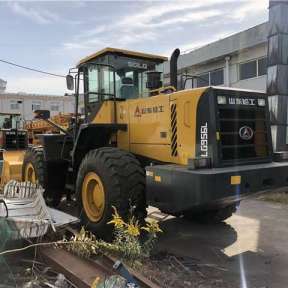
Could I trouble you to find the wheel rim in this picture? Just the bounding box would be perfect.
[82,172,105,222]
[25,163,37,184]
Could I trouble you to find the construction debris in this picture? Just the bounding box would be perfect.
[140,251,234,288]
[0,256,78,288]
[0,180,78,241]
[0,181,235,287]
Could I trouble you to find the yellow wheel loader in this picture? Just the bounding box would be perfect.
[24,112,76,145]
[21,47,288,238]
[0,113,28,186]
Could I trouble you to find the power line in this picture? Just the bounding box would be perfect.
[0,59,66,78]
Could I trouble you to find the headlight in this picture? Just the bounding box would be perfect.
[217,95,227,105]
[258,99,266,106]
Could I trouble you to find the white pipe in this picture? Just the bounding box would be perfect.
[225,56,231,87]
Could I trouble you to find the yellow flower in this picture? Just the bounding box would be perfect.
[126,219,140,237]
[91,277,100,288]
[141,220,163,234]
[107,206,126,229]
[108,217,125,229]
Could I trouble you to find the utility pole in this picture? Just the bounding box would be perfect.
[267,0,288,151]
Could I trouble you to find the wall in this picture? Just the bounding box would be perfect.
[230,43,267,91]
[173,43,268,92]
[0,93,74,120]
[164,22,268,93]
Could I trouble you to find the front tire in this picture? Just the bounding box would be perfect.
[183,204,238,223]
[76,147,147,239]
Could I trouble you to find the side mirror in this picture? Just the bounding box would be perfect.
[66,74,74,91]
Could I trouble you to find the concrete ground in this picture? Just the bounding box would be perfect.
[151,199,288,288]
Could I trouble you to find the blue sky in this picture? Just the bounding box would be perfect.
[0,0,268,95]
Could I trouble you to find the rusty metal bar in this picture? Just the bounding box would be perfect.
[40,247,112,288]
[40,246,161,288]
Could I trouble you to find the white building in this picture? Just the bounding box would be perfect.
[0,92,74,120]
[165,22,268,92]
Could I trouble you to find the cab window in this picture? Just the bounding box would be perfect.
[85,56,164,101]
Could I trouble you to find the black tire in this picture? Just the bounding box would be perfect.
[183,204,238,224]
[22,146,63,207]
[76,147,147,239]
[22,146,45,186]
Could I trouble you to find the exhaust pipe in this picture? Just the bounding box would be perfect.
[170,48,180,90]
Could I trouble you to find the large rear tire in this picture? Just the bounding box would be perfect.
[76,147,146,239]
[22,146,64,207]
[183,204,238,223]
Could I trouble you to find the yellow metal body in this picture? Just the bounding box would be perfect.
[0,150,25,186]
[92,87,206,165]
[78,47,207,165]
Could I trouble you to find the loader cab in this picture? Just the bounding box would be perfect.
[73,48,167,120]
[0,113,27,150]
[0,113,21,130]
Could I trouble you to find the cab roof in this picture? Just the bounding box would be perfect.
[77,47,168,67]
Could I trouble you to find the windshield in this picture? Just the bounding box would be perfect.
[112,56,164,99]
[86,56,164,103]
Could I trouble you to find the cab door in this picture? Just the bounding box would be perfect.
[83,64,115,123]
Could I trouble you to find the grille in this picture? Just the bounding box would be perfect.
[218,105,269,162]
[170,103,178,157]
[5,132,27,149]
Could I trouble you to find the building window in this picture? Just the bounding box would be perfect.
[240,60,257,80]
[50,102,59,111]
[239,57,267,80]
[258,57,267,76]
[210,69,224,86]
[196,73,209,87]
[196,68,224,87]
[10,100,20,110]
[32,101,41,111]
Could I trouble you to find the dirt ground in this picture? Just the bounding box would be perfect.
[151,198,288,288]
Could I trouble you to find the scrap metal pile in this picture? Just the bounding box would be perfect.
[0,180,78,243]
[0,181,154,288]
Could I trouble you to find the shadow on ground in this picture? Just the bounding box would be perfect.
[153,199,288,288]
